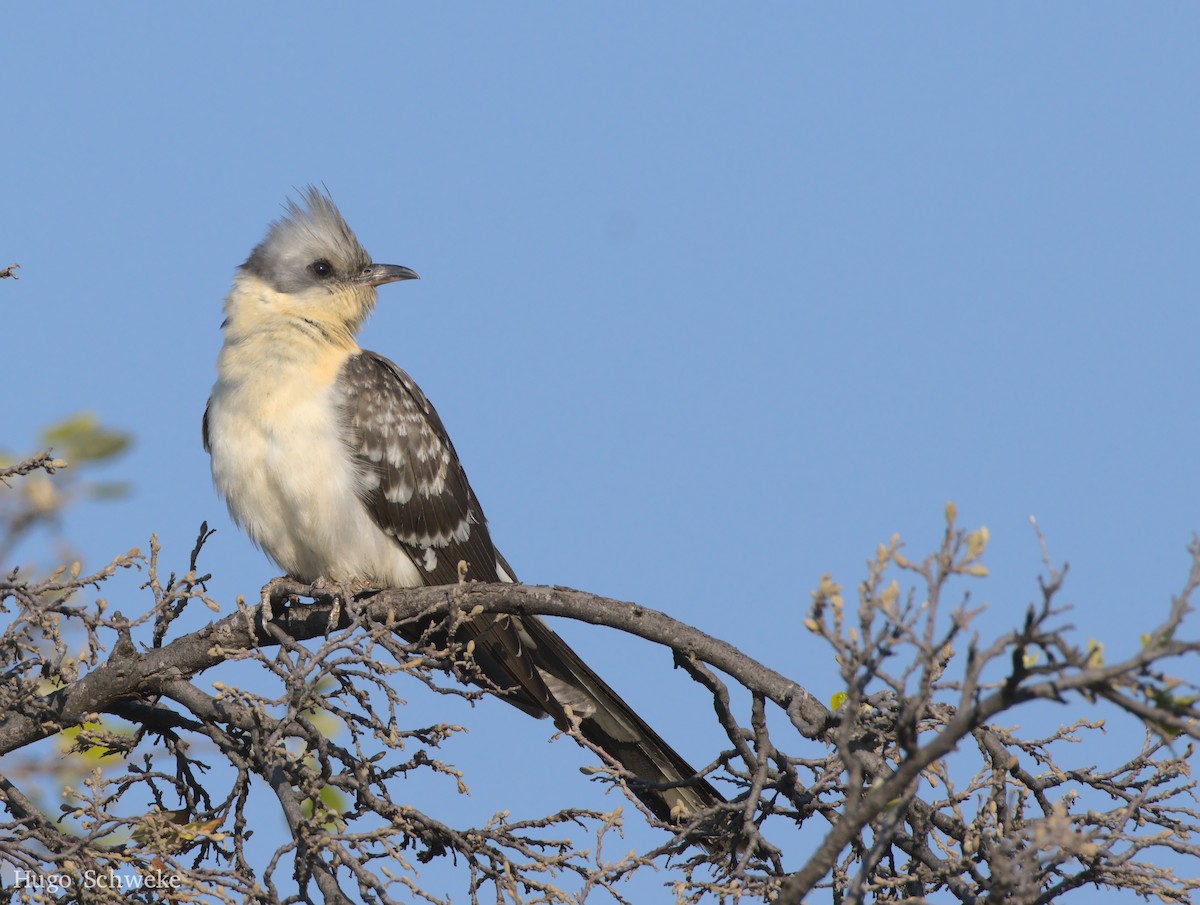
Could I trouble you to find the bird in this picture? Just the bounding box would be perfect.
[202,187,724,828]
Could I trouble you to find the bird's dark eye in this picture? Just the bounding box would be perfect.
[309,259,334,279]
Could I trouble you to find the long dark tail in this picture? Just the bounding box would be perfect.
[453,609,726,825]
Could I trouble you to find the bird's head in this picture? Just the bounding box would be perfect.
[226,186,418,344]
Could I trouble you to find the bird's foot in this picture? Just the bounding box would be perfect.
[259,575,303,622]
[310,576,370,633]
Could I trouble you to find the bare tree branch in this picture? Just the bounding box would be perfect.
[2,457,1198,903]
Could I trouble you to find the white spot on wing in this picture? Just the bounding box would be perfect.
[383,481,413,503]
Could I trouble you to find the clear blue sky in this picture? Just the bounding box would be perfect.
[3,6,1197,902]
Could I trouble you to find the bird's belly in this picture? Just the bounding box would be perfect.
[207,382,423,588]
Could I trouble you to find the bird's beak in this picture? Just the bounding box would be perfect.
[361,263,420,286]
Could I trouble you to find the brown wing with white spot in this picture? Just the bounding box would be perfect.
[337,351,557,717]
[338,350,502,586]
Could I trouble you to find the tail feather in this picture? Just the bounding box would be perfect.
[394,544,727,830]
[447,608,725,824]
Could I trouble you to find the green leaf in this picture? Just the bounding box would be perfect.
[88,481,133,500]
[41,412,131,463]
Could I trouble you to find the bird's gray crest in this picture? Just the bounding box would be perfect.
[242,186,372,293]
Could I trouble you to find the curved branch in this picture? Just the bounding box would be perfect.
[0,581,830,757]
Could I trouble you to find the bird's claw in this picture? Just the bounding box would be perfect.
[310,576,359,633]
[259,576,298,623]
